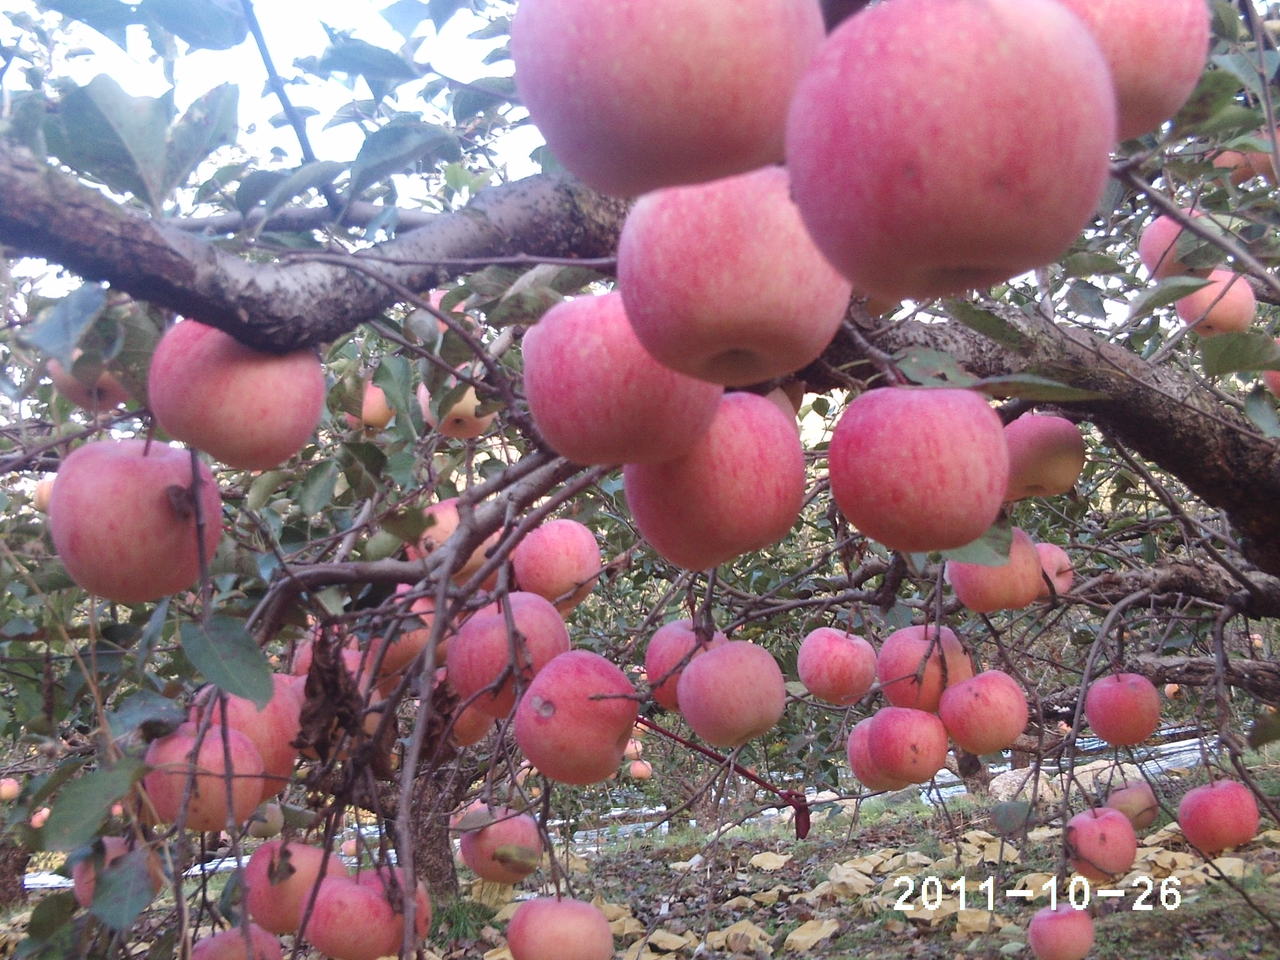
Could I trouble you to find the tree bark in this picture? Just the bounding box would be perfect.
[0,837,29,908]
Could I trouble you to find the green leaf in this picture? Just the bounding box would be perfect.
[107,690,186,740]
[1127,275,1211,320]
[971,373,1106,402]
[41,0,136,47]
[381,0,430,37]
[1171,68,1245,137]
[43,758,146,851]
[892,347,977,387]
[939,519,1012,567]
[1244,386,1280,439]
[1062,252,1124,278]
[298,460,340,516]
[234,169,289,215]
[19,283,107,366]
[1210,0,1242,41]
[453,76,516,122]
[382,508,429,545]
[348,121,458,198]
[1200,331,1280,376]
[991,800,1032,837]
[258,160,346,218]
[91,847,159,930]
[246,470,288,511]
[140,0,248,50]
[941,300,1030,351]
[26,891,78,942]
[1248,711,1280,749]
[178,617,272,708]
[485,264,601,327]
[428,0,464,30]
[318,38,420,82]
[164,83,238,195]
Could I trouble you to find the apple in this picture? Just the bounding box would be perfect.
[48,439,222,604]
[676,641,786,748]
[511,0,823,197]
[623,739,643,761]
[0,777,19,801]
[148,319,325,470]
[1137,210,1211,279]
[142,723,264,832]
[29,807,49,829]
[354,865,431,942]
[846,717,910,792]
[405,496,501,582]
[876,625,974,713]
[458,806,543,884]
[417,382,495,439]
[190,925,283,960]
[373,586,444,686]
[1084,673,1160,746]
[1177,779,1260,855]
[247,801,285,839]
[1054,0,1209,141]
[1105,779,1159,831]
[796,628,876,706]
[828,388,1009,553]
[360,381,393,430]
[1027,904,1094,960]
[617,166,852,386]
[1213,129,1280,184]
[623,392,806,570]
[1004,415,1087,500]
[785,0,1114,302]
[73,836,129,908]
[1164,683,1182,699]
[305,877,400,960]
[644,619,727,712]
[946,527,1044,613]
[446,591,570,717]
[1066,807,1138,881]
[867,706,949,785]
[522,292,723,465]
[629,760,653,780]
[1175,269,1256,336]
[515,650,638,784]
[511,518,601,614]
[244,841,347,935]
[1036,542,1075,599]
[32,477,54,513]
[451,699,495,747]
[189,674,304,802]
[938,670,1029,755]
[505,896,614,960]
[48,353,130,411]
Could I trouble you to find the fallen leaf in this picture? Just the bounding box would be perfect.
[707,919,772,953]
[955,908,1000,936]
[611,916,646,938]
[647,929,694,951]
[750,851,793,871]
[783,918,839,951]
[828,862,876,897]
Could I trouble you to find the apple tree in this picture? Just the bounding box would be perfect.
[1,0,1279,957]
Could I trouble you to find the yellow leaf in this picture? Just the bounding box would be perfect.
[955,908,999,936]
[592,897,634,921]
[753,888,781,905]
[492,903,520,922]
[610,917,646,938]
[1027,826,1060,844]
[1206,856,1248,879]
[482,948,512,960]
[707,919,771,952]
[845,852,890,874]
[750,851,793,871]
[1013,872,1057,899]
[470,880,515,909]
[723,895,756,910]
[647,929,693,951]
[828,863,876,897]
[783,919,840,951]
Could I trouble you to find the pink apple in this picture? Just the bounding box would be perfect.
[522,293,723,465]
[148,319,325,470]
[1137,210,1210,279]
[244,840,347,935]
[938,670,1028,755]
[946,527,1044,613]
[1262,338,1280,396]
[644,619,727,712]
[1176,269,1256,336]
[1178,779,1260,855]
[796,628,876,706]
[446,592,570,718]
[48,354,130,411]
[142,723,264,832]
[190,674,303,802]
[304,877,400,960]
[1004,415,1087,500]
[1036,542,1075,599]
[629,760,653,780]
[1106,780,1159,831]
[867,706,950,785]
[48,439,222,604]
[0,777,20,801]
[405,496,501,582]
[511,518,601,614]
[73,836,129,908]
[1054,0,1208,142]
[1084,673,1160,746]
[353,865,432,942]
[417,382,495,439]
[511,0,823,197]
[505,896,614,960]
[876,625,974,713]
[450,699,495,747]
[514,651,638,785]
[846,717,910,792]
[1066,807,1138,881]
[360,381,393,430]
[617,166,852,386]
[458,807,543,884]
[190,925,283,960]
[829,388,1009,553]
[1027,904,1094,960]
[786,0,1115,302]
[623,392,805,570]
[676,641,786,748]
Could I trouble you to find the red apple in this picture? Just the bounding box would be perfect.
[505,896,614,960]
[142,723,264,832]
[786,0,1114,302]
[450,699,495,747]
[846,717,910,792]
[644,619,727,712]
[1027,904,1094,960]
[1084,673,1160,746]
[511,0,823,197]
[522,293,723,465]
[511,518,601,614]
[946,527,1044,613]
[48,439,222,604]
[867,706,949,785]
[676,641,786,748]
[938,670,1028,755]
[48,354,130,411]
[458,806,543,884]
[405,496,501,582]
[629,760,653,780]
[1175,269,1256,336]
[1137,210,1209,279]
[244,841,347,935]
[617,165,852,386]
[73,836,129,908]
[828,388,1008,553]
[1105,779,1159,831]
[417,382,495,439]
[1066,807,1138,881]
[304,877,399,960]
[1004,415,1087,500]
[623,391,805,570]
[148,319,325,470]
[796,628,876,706]
[1036,542,1075,599]
[514,651,638,785]
[190,925,283,960]
[1054,0,1208,141]
[360,381,392,430]
[353,865,432,942]
[190,674,303,802]
[876,625,974,713]
[1177,779,1260,855]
